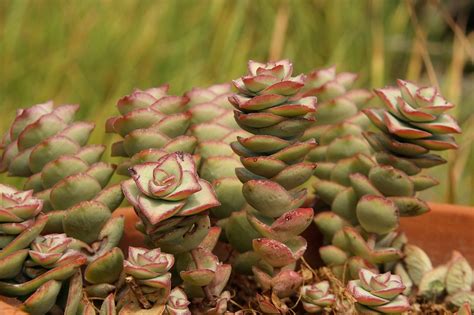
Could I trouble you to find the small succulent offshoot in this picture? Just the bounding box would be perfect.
[300,280,336,313]
[347,268,410,314]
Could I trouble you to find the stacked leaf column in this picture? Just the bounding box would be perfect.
[229,60,317,297]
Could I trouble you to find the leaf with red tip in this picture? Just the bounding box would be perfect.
[411,114,461,134]
[242,75,279,93]
[242,180,305,217]
[151,96,188,115]
[137,195,185,225]
[113,108,164,137]
[253,236,306,267]
[237,135,292,154]
[177,180,220,216]
[397,98,437,122]
[372,295,410,313]
[234,111,285,128]
[29,136,81,173]
[117,91,157,115]
[384,112,432,139]
[260,81,304,96]
[239,94,288,111]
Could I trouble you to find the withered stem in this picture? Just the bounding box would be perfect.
[125,276,152,309]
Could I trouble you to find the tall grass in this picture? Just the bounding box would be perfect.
[1,0,473,205]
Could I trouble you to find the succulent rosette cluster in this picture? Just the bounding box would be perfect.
[0,101,123,234]
[394,245,474,311]
[226,60,316,298]
[0,231,88,314]
[107,85,197,175]
[300,280,336,313]
[124,246,174,304]
[186,83,249,219]
[311,80,460,282]
[364,80,461,174]
[347,268,410,314]
[122,152,220,254]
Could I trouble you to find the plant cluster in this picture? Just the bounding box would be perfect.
[0,59,470,314]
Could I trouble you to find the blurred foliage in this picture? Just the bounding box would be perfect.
[0,0,473,205]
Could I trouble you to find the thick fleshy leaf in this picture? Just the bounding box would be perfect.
[411,114,461,134]
[384,112,432,139]
[138,195,185,225]
[314,212,349,241]
[446,251,473,294]
[177,180,220,216]
[242,180,305,217]
[63,201,111,243]
[29,135,81,174]
[17,113,68,151]
[253,236,306,267]
[356,195,399,235]
[372,295,410,313]
[50,173,102,210]
[234,111,285,128]
[368,165,414,197]
[237,135,292,153]
[347,280,389,306]
[85,247,124,284]
[113,108,164,136]
[123,129,170,156]
[21,280,62,315]
[0,250,29,279]
[404,244,433,285]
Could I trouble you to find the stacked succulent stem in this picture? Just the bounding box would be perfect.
[229,60,317,297]
[185,83,249,219]
[0,102,123,234]
[313,79,461,282]
[106,85,196,175]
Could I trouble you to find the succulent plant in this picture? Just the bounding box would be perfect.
[0,231,88,314]
[0,101,123,234]
[226,59,316,297]
[107,85,196,176]
[300,280,336,313]
[395,244,474,307]
[363,80,461,174]
[167,287,191,315]
[122,152,220,254]
[312,80,460,281]
[314,211,407,281]
[124,246,174,305]
[347,268,410,314]
[185,83,249,219]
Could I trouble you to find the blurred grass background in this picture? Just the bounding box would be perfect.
[0,0,473,205]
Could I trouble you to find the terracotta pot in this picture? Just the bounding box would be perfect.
[1,202,473,313]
